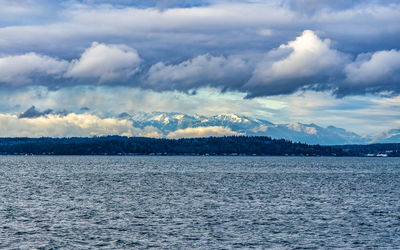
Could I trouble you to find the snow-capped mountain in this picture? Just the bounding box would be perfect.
[119,112,377,145]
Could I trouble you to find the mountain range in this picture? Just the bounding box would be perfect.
[118,112,399,145]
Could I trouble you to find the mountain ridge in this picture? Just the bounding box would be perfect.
[118,111,394,145]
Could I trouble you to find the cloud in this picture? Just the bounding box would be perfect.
[166,126,238,138]
[0,0,399,139]
[281,0,398,14]
[257,28,273,37]
[0,0,57,26]
[1,111,165,138]
[0,86,280,124]
[155,0,206,10]
[341,49,400,95]
[0,1,398,57]
[0,0,399,65]
[0,42,141,87]
[264,90,400,135]
[143,30,400,97]
[0,52,68,85]
[66,42,142,83]
[0,109,237,138]
[0,113,137,137]
[0,30,399,99]
[0,1,296,56]
[0,1,399,99]
[0,85,399,136]
[245,30,348,97]
[80,0,207,9]
[146,54,251,91]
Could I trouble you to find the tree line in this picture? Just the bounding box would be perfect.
[0,136,398,156]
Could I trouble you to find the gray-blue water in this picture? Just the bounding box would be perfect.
[0,156,399,249]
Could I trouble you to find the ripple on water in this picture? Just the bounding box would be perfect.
[0,156,399,248]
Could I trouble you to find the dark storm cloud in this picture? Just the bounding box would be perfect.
[0,0,400,97]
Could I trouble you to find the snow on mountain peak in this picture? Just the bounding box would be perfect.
[114,111,397,144]
[215,113,250,123]
[173,114,185,120]
[287,123,318,135]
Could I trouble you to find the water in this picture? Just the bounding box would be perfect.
[0,156,399,249]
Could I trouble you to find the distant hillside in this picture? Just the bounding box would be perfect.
[368,129,400,143]
[0,136,399,156]
[123,112,369,145]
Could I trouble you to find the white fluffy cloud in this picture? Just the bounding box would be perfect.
[262,30,344,78]
[344,49,400,93]
[0,53,68,85]
[0,113,136,137]
[166,126,239,138]
[245,30,348,96]
[66,42,141,83]
[0,42,141,86]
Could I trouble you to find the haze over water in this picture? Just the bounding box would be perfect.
[1,156,399,248]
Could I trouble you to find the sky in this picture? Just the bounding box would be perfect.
[0,0,400,137]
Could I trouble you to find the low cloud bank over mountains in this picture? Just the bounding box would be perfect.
[4,107,399,145]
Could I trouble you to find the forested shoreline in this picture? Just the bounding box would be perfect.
[0,136,398,157]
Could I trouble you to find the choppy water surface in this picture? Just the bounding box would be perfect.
[0,156,399,249]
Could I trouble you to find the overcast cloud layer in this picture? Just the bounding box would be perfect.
[1,0,400,96]
[0,0,399,137]
[2,30,400,97]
